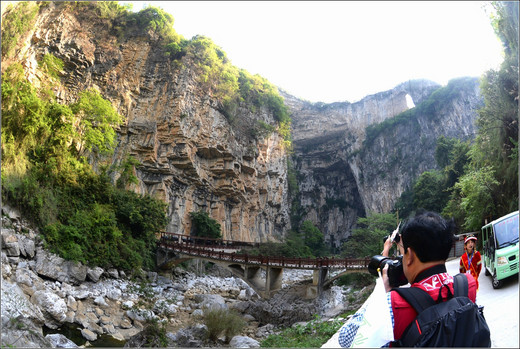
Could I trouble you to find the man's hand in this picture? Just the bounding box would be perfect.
[382,235,393,257]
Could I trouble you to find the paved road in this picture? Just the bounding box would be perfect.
[445,257,519,348]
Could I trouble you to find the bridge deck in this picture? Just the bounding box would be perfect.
[158,232,370,270]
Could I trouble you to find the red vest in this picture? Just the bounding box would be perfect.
[460,251,482,289]
[390,267,477,341]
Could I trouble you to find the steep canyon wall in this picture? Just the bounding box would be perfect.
[3,3,483,247]
[3,2,289,242]
[287,78,482,249]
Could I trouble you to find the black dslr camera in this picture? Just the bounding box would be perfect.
[368,255,408,287]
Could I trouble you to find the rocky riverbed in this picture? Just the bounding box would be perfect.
[1,205,372,348]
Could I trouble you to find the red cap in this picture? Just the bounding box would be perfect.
[464,235,477,244]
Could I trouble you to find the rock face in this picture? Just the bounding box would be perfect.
[2,2,289,243]
[286,78,482,249]
[2,2,483,247]
[2,216,355,348]
[350,79,482,215]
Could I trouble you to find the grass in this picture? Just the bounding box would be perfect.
[260,315,343,347]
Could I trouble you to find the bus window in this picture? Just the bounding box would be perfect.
[494,214,519,249]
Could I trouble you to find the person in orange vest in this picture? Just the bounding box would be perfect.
[459,234,482,290]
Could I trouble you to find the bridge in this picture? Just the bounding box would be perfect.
[157,232,370,299]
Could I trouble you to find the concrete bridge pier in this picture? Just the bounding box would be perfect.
[306,267,329,299]
[244,266,264,291]
[266,267,283,297]
[243,266,284,299]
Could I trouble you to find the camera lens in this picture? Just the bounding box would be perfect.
[368,255,391,276]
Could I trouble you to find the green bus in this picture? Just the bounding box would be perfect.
[481,210,519,289]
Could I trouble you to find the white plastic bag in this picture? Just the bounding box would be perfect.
[334,276,394,348]
[350,276,394,347]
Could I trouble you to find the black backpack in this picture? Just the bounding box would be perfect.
[391,273,491,347]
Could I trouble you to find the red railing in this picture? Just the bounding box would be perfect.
[158,232,370,270]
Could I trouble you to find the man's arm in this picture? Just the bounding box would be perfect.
[382,235,393,257]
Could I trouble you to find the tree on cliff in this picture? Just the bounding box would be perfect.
[443,1,518,230]
[394,2,518,231]
[189,211,222,239]
[341,213,398,258]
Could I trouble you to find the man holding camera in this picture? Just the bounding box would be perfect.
[381,211,478,344]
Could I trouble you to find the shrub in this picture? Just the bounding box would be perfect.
[252,120,275,140]
[1,1,41,57]
[38,53,64,80]
[1,19,167,274]
[70,89,123,157]
[96,1,132,19]
[202,308,245,343]
[184,36,292,147]
[140,318,168,347]
[189,211,222,239]
[260,315,342,348]
[335,272,376,288]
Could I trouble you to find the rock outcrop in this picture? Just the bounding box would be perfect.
[2,2,483,248]
[1,211,357,348]
[287,78,482,249]
[2,2,289,243]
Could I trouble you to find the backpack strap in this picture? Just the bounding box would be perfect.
[391,287,436,347]
[392,286,436,314]
[453,273,469,297]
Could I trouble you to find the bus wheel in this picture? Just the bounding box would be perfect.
[492,272,503,289]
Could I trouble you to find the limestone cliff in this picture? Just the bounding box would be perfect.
[2,2,289,242]
[287,78,482,249]
[2,2,483,248]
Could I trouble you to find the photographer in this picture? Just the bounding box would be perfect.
[381,211,478,344]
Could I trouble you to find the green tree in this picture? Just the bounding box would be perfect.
[70,89,123,157]
[393,186,415,220]
[394,136,470,221]
[190,211,222,239]
[442,138,471,188]
[1,53,166,272]
[446,1,518,226]
[342,212,398,258]
[300,220,326,256]
[451,166,500,231]
[412,170,448,213]
[116,156,140,189]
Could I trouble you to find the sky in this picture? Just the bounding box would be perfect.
[124,1,504,104]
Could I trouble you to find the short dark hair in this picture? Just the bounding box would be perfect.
[401,211,456,262]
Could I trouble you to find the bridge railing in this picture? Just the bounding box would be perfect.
[158,232,370,270]
[160,232,260,249]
